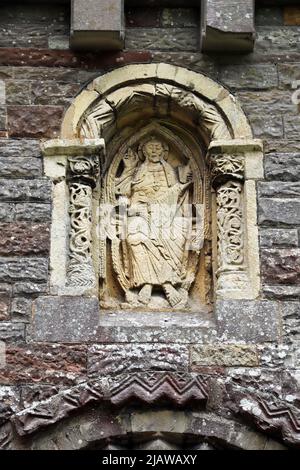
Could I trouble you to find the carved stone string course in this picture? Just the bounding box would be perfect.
[67,154,100,288]
[210,151,247,295]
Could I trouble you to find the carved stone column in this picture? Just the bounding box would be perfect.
[211,153,248,294]
[67,155,100,288]
[41,138,105,295]
[208,140,264,299]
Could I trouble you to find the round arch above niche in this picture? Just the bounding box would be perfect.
[42,63,263,306]
[61,63,253,142]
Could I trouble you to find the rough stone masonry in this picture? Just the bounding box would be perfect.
[0,0,299,450]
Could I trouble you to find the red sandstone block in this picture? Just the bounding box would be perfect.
[0,344,87,385]
[0,222,50,256]
[7,105,63,138]
[0,48,152,69]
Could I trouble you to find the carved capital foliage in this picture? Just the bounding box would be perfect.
[210,153,244,189]
[67,154,100,188]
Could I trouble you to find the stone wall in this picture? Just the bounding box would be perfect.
[0,1,299,449]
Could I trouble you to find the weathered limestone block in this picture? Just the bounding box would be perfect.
[0,203,14,222]
[258,181,300,198]
[237,90,293,115]
[259,229,299,248]
[258,199,300,226]
[255,7,283,26]
[283,302,300,343]
[248,114,283,139]
[0,107,6,129]
[0,284,10,321]
[6,81,30,105]
[259,344,290,369]
[161,8,198,27]
[32,296,215,343]
[88,344,189,375]
[0,223,50,256]
[0,344,87,386]
[256,26,300,55]
[0,179,51,202]
[152,52,219,79]
[0,323,25,342]
[70,0,124,50]
[0,386,20,424]
[15,203,51,222]
[261,249,300,285]
[31,81,81,106]
[216,300,280,343]
[10,298,32,322]
[0,157,41,178]
[20,384,61,410]
[191,344,259,368]
[0,139,41,158]
[13,282,48,297]
[220,64,278,90]
[0,257,48,283]
[0,80,5,105]
[126,28,198,51]
[0,3,68,49]
[201,0,255,53]
[283,115,300,140]
[48,36,70,50]
[278,63,300,89]
[264,153,300,181]
[263,285,300,300]
[32,297,100,343]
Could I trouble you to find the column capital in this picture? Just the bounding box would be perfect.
[41,138,105,157]
[208,139,264,186]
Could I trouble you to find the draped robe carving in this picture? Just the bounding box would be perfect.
[100,130,205,310]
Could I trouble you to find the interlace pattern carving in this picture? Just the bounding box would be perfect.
[67,155,100,287]
[216,181,244,270]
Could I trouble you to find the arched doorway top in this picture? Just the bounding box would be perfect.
[61,63,253,141]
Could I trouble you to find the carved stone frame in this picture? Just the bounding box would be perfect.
[42,64,262,303]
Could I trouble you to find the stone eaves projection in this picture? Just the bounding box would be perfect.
[201,0,255,53]
[70,0,125,50]
[69,0,256,54]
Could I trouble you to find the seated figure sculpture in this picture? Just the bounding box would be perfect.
[115,136,193,308]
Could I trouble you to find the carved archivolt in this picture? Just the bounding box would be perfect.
[80,83,231,142]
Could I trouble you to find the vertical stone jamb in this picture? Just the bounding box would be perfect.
[208,139,264,299]
[41,139,105,295]
[67,155,100,288]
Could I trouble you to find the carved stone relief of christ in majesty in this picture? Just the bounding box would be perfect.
[100,129,205,311]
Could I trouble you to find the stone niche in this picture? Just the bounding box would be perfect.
[42,64,263,316]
